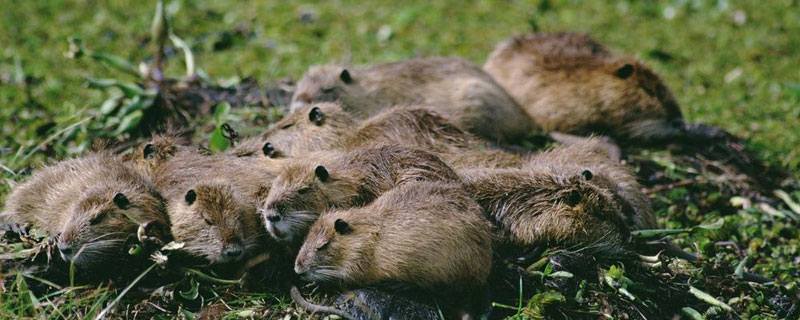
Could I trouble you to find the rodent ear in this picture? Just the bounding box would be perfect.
[581,169,594,181]
[315,165,330,182]
[113,193,130,209]
[143,143,156,160]
[614,63,634,79]
[334,218,351,235]
[185,190,197,205]
[566,190,582,206]
[308,106,325,126]
[262,142,277,158]
[339,69,353,84]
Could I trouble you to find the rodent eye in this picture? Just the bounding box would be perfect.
[317,241,330,251]
[321,87,335,94]
[280,123,295,129]
[298,187,312,195]
[203,215,213,225]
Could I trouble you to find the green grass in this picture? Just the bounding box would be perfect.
[1,0,799,319]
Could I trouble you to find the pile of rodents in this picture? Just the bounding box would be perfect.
[1,32,727,319]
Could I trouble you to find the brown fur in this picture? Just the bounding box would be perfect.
[295,181,492,317]
[122,133,202,177]
[260,145,460,245]
[255,103,525,169]
[152,153,279,265]
[1,152,170,270]
[484,32,684,142]
[524,137,657,230]
[291,57,537,143]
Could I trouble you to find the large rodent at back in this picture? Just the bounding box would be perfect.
[261,145,460,245]
[250,103,525,169]
[484,32,689,143]
[291,57,537,143]
[295,181,493,318]
[152,153,279,265]
[1,152,170,272]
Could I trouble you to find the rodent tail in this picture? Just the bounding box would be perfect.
[290,285,358,320]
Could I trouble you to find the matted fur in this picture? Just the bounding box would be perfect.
[484,32,684,142]
[291,57,536,143]
[1,152,169,270]
[260,145,460,245]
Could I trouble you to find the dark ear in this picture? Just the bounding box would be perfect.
[566,190,582,206]
[308,106,325,126]
[334,218,351,235]
[315,165,330,182]
[143,143,156,160]
[185,190,197,205]
[262,142,277,158]
[614,63,634,79]
[339,69,353,84]
[581,169,593,181]
[113,193,130,209]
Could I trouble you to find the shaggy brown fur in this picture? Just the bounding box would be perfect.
[295,181,492,318]
[1,152,170,270]
[229,103,356,157]
[524,137,657,230]
[252,103,525,169]
[152,153,280,265]
[121,133,202,177]
[484,32,685,142]
[260,145,460,246]
[291,57,537,143]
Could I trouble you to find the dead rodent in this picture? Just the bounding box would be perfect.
[291,57,537,143]
[151,153,279,265]
[248,103,526,169]
[523,137,657,230]
[295,181,493,318]
[484,32,694,143]
[1,152,170,271]
[261,145,460,245]
[459,164,635,255]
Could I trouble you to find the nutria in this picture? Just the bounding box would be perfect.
[260,145,460,245]
[291,57,537,143]
[151,153,279,265]
[249,103,526,169]
[295,181,493,319]
[1,152,170,271]
[229,102,357,158]
[484,32,723,143]
[523,137,657,229]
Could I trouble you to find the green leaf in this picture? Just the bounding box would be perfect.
[179,278,199,300]
[212,102,231,126]
[209,127,229,152]
[111,110,143,136]
[547,271,573,279]
[99,96,122,115]
[734,256,749,279]
[522,290,565,319]
[689,286,734,312]
[632,218,724,239]
[681,307,704,320]
[774,190,800,216]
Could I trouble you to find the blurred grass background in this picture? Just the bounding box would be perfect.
[1,0,798,175]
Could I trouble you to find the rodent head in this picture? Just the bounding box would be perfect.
[261,158,360,244]
[170,184,253,265]
[123,135,183,175]
[294,211,375,284]
[602,60,685,141]
[58,187,167,270]
[553,169,632,251]
[291,65,360,112]
[261,103,356,156]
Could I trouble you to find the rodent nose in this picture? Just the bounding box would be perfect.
[223,245,244,260]
[266,213,281,223]
[58,244,74,261]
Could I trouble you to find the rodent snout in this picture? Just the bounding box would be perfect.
[57,243,74,262]
[265,211,281,223]
[222,243,244,261]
